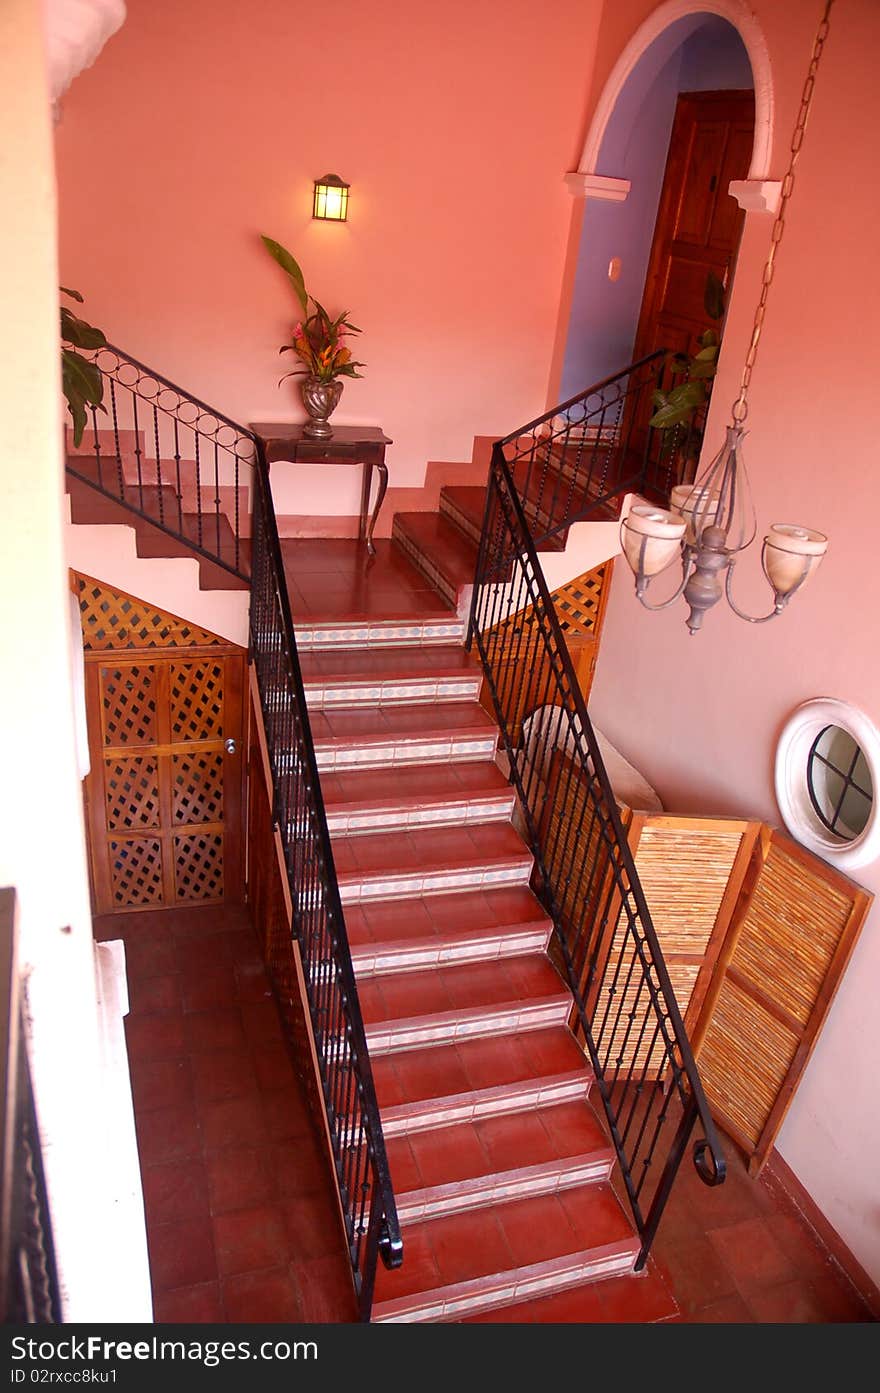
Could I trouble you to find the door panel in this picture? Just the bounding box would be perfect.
[635,91,755,367]
[627,90,755,478]
[85,648,245,913]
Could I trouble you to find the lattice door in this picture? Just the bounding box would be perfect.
[83,652,245,911]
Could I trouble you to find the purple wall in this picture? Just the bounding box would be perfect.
[560,15,752,401]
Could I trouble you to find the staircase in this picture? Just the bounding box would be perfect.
[298,607,642,1322]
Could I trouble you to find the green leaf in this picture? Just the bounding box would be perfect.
[60,285,84,303]
[66,394,88,448]
[650,389,668,408]
[649,402,697,429]
[699,329,719,349]
[62,348,104,405]
[60,306,107,350]
[689,359,717,379]
[260,235,308,315]
[669,380,707,409]
[694,343,718,362]
[704,269,726,321]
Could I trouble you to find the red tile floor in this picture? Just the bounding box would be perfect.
[99,896,875,1324]
[280,537,455,621]
[94,903,357,1323]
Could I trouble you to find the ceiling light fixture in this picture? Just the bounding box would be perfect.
[621,0,834,634]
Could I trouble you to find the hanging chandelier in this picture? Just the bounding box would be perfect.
[621,0,834,634]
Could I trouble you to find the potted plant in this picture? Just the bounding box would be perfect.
[647,270,726,484]
[260,235,364,439]
[60,287,107,447]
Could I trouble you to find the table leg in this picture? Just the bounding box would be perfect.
[359,462,372,546]
[365,461,389,556]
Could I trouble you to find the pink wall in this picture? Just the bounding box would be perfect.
[587,0,880,1283]
[54,0,603,517]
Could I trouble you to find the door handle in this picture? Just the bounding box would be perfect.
[225,737,237,755]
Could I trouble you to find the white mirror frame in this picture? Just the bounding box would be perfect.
[775,697,880,872]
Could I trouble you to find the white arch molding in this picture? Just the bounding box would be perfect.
[569,0,777,210]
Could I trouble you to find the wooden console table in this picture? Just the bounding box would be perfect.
[250,423,392,555]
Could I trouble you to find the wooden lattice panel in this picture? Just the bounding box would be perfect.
[174,832,224,901]
[697,977,800,1148]
[552,564,609,639]
[172,751,224,825]
[100,665,158,747]
[694,829,871,1174]
[80,581,245,915]
[629,821,747,956]
[104,756,161,831]
[109,837,164,907]
[170,661,224,742]
[75,573,224,650]
[729,842,853,1029]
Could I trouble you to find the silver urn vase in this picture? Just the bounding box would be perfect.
[301,376,343,439]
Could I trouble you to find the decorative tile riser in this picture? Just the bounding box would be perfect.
[438,494,481,546]
[351,923,550,977]
[296,619,465,651]
[396,1153,614,1225]
[315,736,498,772]
[305,677,482,710]
[382,1072,592,1138]
[372,1238,639,1323]
[392,523,461,609]
[325,793,515,838]
[365,996,570,1055]
[338,858,532,905]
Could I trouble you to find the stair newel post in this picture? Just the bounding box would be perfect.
[465,445,503,652]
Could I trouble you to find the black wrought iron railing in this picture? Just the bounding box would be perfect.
[249,444,402,1319]
[502,350,686,545]
[65,344,253,581]
[1,889,62,1323]
[467,441,726,1265]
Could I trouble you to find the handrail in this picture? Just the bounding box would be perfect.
[65,342,254,581]
[467,435,725,1265]
[496,350,677,545]
[249,441,402,1318]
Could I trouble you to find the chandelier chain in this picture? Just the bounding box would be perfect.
[731,0,835,425]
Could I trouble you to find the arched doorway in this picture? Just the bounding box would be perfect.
[556,4,773,409]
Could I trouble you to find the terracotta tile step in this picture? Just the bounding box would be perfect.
[388,1100,615,1224]
[372,1181,638,1322]
[312,701,498,773]
[392,512,479,608]
[347,883,550,976]
[294,615,465,651]
[440,481,566,553]
[322,760,515,837]
[334,821,533,903]
[373,1026,591,1137]
[301,643,482,709]
[358,953,568,1053]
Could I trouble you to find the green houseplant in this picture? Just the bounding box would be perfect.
[648,269,726,480]
[260,235,364,438]
[60,287,107,448]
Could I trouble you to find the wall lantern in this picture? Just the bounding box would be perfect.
[313,174,350,222]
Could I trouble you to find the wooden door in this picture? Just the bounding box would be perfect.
[633,89,755,366]
[78,580,246,914]
[627,90,754,480]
